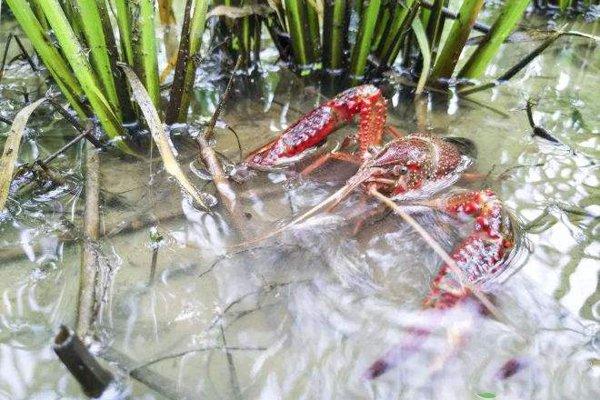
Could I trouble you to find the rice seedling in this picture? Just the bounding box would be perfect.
[7,0,598,147]
[247,0,535,85]
[5,0,209,143]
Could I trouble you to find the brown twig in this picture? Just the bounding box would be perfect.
[165,0,194,125]
[220,324,243,400]
[76,143,101,337]
[196,57,249,238]
[42,122,96,165]
[101,346,196,400]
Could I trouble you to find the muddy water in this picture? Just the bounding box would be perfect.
[0,17,599,400]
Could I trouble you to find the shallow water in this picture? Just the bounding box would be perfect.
[0,14,599,400]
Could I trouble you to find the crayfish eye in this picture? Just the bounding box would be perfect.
[393,165,408,175]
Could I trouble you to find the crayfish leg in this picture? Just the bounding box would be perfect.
[423,189,514,309]
[300,151,362,176]
[246,85,387,168]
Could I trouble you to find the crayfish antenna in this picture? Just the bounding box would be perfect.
[231,177,368,251]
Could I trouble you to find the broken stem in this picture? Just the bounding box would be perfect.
[76,142,101,337]
[196,57,248,238]
[42,122,96,165]
[53,325,114,398]
[148,246,159,286]
[220,324,242,400]
[101,346,195,400]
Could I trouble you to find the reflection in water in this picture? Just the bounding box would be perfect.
[0,17,599,400]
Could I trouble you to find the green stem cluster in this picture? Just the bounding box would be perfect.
[7,0,209,148]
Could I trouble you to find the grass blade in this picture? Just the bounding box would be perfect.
[322,0,349,72]
[431,0,485,80]
[424,0,445,63]
[36,0,126,142]
[383,3,420,67]
[73,0,122,118]
[177,0,209,123]
[349,0,382,79]
[165,0,194,125]
[458,0,530,79]
[132,0,161,108]
[6,0,86,115]
[120,63,212,211]
[284,0,313,66]
[411,17,431,95]
[113,0,135,65]
[0,98,46,211]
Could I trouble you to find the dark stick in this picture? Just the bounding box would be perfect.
[53,326,114,398]
[42,124,95,165]
[204,57,239,141]
[148,247,159,285]
[47,97,103,148]
[165,0,194,125]
[420,0,491,34]
[220,325,242,400]
[0,34,14,83]
[196,57,249,238]
[13,35,38,72]
[0,115,13,125]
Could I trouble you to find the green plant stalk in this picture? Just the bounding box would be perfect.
[95,0,135,123]
[284,0,312,66]
[36,0,126,141]
[372,5,391,52]
[382,2,420,67]
[458,0,530,79]
[425,0,445,64]
[375,0,416,66]
[430,0,484,80]
[177,0,209,122]
[322,0,349,71]
[240,15,252,65]
[165,0,194,125]
[305,0,320,61]
[113,0,134,65]
[558,0,570,10]
[349,0,382,79]
[132,0,160,109]
[5,0,87,116]
[30,0,49,31]
[61,0,86,43]
[412,17,431,95]
[73,0,122,119]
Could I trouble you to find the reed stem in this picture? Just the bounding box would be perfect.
[349,0,382,80]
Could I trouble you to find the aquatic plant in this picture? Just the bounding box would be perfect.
[5,0,209,141]
[266,0,533,85]
[6,0,599,141]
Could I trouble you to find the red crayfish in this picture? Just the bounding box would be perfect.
[243,85,519,378]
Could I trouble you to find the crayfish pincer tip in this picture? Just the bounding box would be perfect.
[363,359,390,380]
